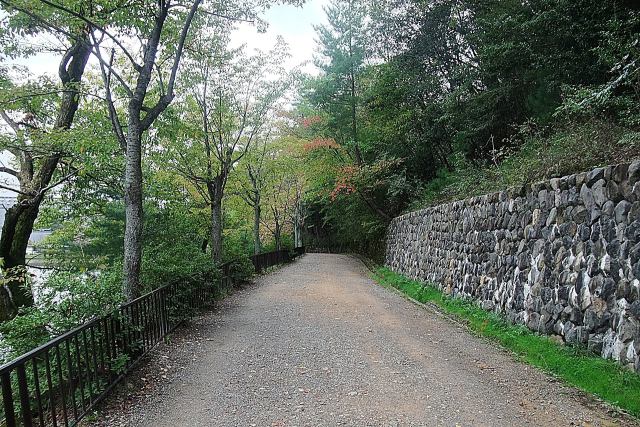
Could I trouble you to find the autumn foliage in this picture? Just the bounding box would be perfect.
[303,138,340,152]
[330,165,358,200]
[300,115,323,128]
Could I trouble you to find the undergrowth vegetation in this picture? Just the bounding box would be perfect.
[413,120,640,209]
[371,267,640,417]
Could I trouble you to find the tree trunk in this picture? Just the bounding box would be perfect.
[205,175,225,264]
[294,223,302,249]
[294,204,303,249]
[253,200,261,255]
[0,199,40,320]
[274,221,282,252]
[0,287,16,322]
[348,29,362,167]
[123,125,144,301]
[210,198,223,263]
[350,74,363,166]
[0,32,91,320]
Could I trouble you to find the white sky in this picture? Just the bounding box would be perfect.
[11,0,329,78]
[233,0,328,74]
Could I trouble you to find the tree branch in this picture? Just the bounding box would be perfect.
[0,183,30,196]
[140,0,202,132]
[37,0,143,72]
[0,110,21,134]
[0,0,133,97]
[91,30,126,150]
[0,167,20,178]
[37,171,76,196]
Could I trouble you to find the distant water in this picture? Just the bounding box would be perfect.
[0,190,55,361]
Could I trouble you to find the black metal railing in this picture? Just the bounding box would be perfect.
[0,248,304,427]
[250,247,305,272]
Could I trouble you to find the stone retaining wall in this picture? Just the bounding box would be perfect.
[385,161,640,371]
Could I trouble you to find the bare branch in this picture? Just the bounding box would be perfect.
[199,9,255,24]
[91,31,126,150]
[37,171,76,196]
[141,0,202,131]
[0,183,30,196]
[37,0,143,72]
[0,167,20,178]
[0,90,113,106]
[0,110,21,134]
[91,45,134,98]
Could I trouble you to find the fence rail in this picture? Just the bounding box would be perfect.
[250,247,305,272]
[0,248,304,427]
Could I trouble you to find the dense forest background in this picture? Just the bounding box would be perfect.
[0,0,638,359]
[301,0,640,258]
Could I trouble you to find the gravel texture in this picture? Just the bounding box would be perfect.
[87,254,638,426]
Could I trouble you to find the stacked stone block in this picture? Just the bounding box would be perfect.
[386,161,640,371]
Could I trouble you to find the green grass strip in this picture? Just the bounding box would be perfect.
[371,266,640,418]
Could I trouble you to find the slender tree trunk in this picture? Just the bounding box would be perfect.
[274,221,282,251]
[294,204,303,249]
[348,26,362,167]
[350,73,358,141]
[206,176,225,264]
[350,72,363,166]
[121,6,168,301]
[253,201,262,255]
[210,198,223,263]
[123,124,144,301]
[294,223,302,249]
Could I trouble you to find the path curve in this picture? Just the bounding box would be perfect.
[101,254,637,426]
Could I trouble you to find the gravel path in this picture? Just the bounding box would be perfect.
[92,254,638,426]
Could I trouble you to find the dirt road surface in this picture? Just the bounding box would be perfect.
[91,254,638,426]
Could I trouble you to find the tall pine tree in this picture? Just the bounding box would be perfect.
[312,0,368,165]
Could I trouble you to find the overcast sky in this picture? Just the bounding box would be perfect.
[12,0,329,78]
[234,0,328,74]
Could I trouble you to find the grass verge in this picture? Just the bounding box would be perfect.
[371,266,640,418]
